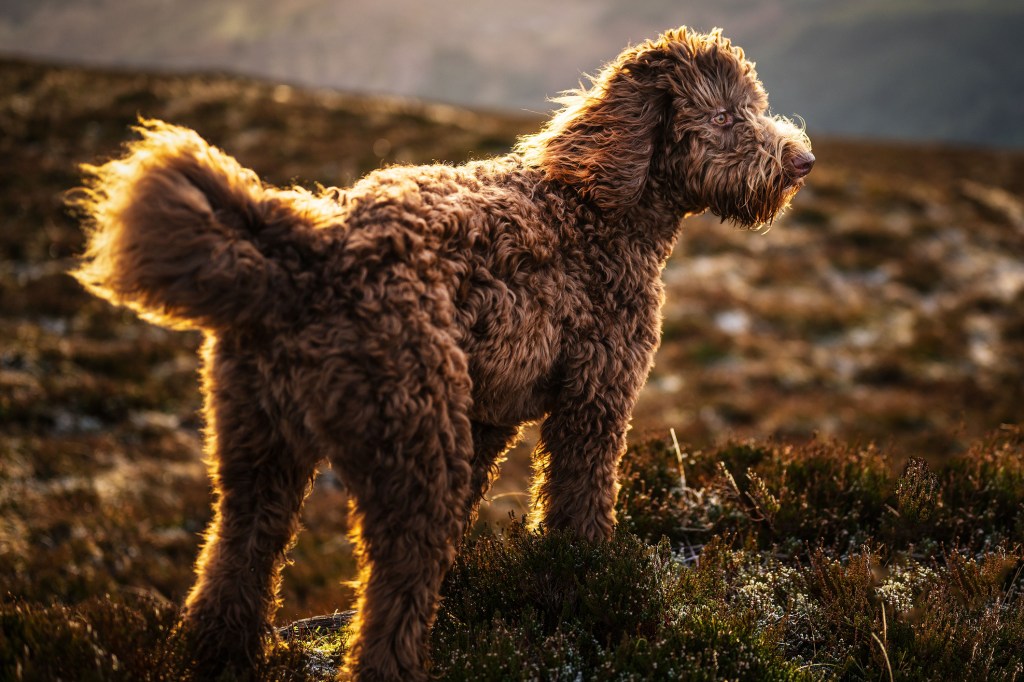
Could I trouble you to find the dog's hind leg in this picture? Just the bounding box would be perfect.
[328,328,474,682]
[181,336,319,678]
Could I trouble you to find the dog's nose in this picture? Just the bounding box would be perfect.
[787,151,815,179]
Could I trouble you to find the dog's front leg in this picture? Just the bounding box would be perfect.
[529,351,648,542]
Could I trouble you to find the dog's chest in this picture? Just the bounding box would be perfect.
[461,295,562,426]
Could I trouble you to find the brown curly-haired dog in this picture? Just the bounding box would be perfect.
[71,26,812,681]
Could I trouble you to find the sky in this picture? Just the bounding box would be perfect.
[2,0,1023,147]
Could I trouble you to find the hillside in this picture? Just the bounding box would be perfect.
[1,0,1023,147]
[1,60,1023,680]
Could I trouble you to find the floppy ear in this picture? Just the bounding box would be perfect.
[517,45,673,217]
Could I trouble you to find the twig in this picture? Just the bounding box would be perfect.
[488,491,531,501]
[871,603,894,682]
[670,427,686,490]
[277,611,356,641]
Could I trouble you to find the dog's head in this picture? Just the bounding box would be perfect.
[517,27,813,229]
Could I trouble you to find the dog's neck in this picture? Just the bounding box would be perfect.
[613,179,701,265]
[621,209,687,266]
[515,154,691,266]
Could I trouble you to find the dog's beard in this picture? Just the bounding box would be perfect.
[706,171,800,230]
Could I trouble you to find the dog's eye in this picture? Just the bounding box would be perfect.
[711,111,733,127]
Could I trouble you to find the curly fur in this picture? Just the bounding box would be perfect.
[70,27,812,681]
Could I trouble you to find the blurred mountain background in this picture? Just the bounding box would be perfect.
[2,0,1023,148]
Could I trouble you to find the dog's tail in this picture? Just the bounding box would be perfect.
[70,119,332,331]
